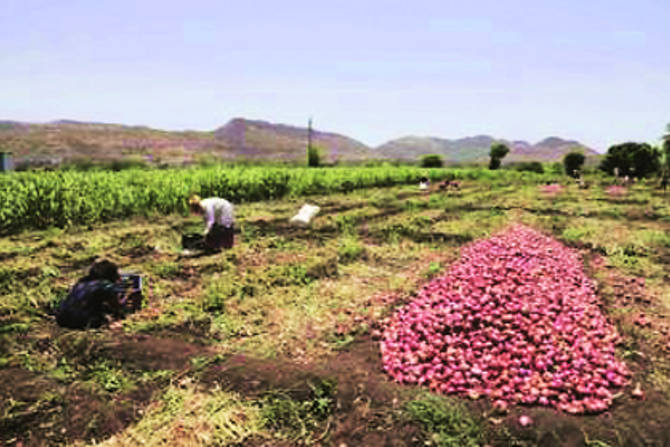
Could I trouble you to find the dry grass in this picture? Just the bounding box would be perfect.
[82,384,264,447]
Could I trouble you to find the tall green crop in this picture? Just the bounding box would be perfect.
[0,166,547,235]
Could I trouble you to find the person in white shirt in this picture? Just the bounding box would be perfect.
[189,195,235,250]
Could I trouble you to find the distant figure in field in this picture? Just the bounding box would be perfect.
[575,172,588,189]
[189,195,235,251]
[661,174,668,192]
[439,179,460,191]
[419,176,430,191]
[56,260,142,329]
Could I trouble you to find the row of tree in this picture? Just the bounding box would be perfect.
[484,124,670,179]
[308,123,670,178]
[597,124,669,179]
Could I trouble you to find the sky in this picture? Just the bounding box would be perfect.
[1,0,669,152]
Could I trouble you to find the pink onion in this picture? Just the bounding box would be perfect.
[519,415,533,427]
[380,225,630,414]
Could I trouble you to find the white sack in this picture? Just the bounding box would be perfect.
[290,204,320,226]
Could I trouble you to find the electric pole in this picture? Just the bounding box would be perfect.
[308,117,313,152]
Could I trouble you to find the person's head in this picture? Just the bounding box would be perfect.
[189,194,203,214]
[88,260,120,282]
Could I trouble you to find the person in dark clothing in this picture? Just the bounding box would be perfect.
[56,260,139,329]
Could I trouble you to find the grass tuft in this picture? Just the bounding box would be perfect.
[406,393,484,447]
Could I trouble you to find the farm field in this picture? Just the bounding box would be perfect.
[0,166,461,235]
[1,171,670,446]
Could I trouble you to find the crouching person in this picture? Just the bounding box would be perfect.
[189,195,235,251]
[56,260,142,329]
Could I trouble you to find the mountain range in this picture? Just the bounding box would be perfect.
[376,135,598,163]
[0,118,598,166]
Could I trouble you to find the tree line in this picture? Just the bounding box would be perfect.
[470,124,670,179]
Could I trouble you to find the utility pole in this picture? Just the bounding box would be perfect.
[307,117,313,152]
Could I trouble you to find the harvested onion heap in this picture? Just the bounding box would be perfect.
[381,225,630,414]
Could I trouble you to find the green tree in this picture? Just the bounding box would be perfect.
[513,161,544,173]
[420,154,444,168]
[549,162,564,175]
[599,142,661,178]
[662,123,670,175]
[488,143,509,170]
[563,151,586,178]
[307,144,321,167]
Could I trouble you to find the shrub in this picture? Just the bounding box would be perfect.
[513,161,544,174]
[61,157,98,171]
[420,154,444,168]
[563,151,586,178]
[307,145,322,167]
[194,153,222,167]
[549,161,564,175]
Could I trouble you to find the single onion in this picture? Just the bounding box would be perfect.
[519,415,533,427]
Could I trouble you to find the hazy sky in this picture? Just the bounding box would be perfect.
[2,0,669,151]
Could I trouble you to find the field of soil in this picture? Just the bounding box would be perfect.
[1,176,670,446]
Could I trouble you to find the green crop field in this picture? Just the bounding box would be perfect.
[1,167,669,446]
[0,165,491,235]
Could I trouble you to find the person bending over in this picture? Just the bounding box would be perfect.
[189,195,235,251]
[56,260,139,329]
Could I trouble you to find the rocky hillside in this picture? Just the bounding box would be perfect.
[0,118,373,166]
[0,118,599,166]
[0,120,221,165]
[375,135,495,163]
[213,118,372,162]
[508,137,600,162]
[376,135,599,163]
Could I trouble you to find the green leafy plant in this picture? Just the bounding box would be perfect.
[87,360,133,393]
[337,235,365,264]
[424,261,442,279]
[259,378,336,442]
[406,393,484,447]
[511,161,545,173]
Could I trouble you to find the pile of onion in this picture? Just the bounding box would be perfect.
[381,225,630,414]
[539,183,565,195]
[606,185,627,197]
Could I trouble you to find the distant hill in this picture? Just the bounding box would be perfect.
[213,118,372,162]
[375,135,599,164]
[0,120,220,165]
[375,135,495,163]
[0,117,599,166]
[508,137,599,163]
[0,118,373,165]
